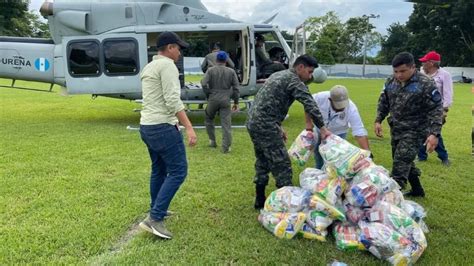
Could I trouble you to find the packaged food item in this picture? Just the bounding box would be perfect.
[299,168,328,194]
[380,190,404,208]
[345,179,379,207]
[353,165,399,194]
[308,194,346,221]
[299,168,346,205]
[319,135,371,177]
[264,186,312,213]
[342,200,366,224]
[345,165,400,207]
[333,222,365,251]
[359,221,427,265]
[401,200,429,233]
[364,202,427,264]
[258,210,306,239]
[297,222,326,241]
[305,209,333,237]
[288,129,315,166]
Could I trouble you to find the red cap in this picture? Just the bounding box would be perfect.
[419,51,441,62]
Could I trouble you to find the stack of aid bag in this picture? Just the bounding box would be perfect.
[259,134,428,265]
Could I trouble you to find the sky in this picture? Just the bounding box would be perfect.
[29,0,414,36]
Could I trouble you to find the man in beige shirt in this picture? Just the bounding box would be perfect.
[139,31,197,239]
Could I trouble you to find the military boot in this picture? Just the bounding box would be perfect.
[392,176,407,190]
[404,173,425,197]
[254,184,266,209]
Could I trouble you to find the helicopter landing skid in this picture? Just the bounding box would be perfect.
[127,99,253,130]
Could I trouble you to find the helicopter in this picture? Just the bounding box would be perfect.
[0,0,327,104]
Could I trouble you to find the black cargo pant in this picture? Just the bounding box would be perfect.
[247,124,293,188]
[391,136,425,193]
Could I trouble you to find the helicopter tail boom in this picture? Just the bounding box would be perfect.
[0,37,56,84]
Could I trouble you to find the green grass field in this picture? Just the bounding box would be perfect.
[1,77,472,265]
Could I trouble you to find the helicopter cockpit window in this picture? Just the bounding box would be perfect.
[67,41,100,76]
[103,39,139,76]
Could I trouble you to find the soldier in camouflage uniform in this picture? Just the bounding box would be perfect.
[375,52,443,197]
[246,54,331,209]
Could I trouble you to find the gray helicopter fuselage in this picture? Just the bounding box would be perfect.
[0,0,307,100]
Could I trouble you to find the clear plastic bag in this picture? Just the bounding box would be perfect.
[380,190,404,208]
[345,179,379,207]
[319,135,371,178]
[359,221,418,265]
[345,165,400,207]
[401,200,429,233]
[308,194,346,221]
[305,209,333,238]
[264,186,312,213]
[297,222,327,241]
[299,168,328,193]
[363,202,427,264]
[299,168,346,205]
[333,222,365,251]
[258,210,306,239]
[342,200,366,224]
[288,129,315,166]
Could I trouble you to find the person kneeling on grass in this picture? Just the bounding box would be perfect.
[306,85,371,169]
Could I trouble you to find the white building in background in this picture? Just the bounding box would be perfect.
[184,57,474,82]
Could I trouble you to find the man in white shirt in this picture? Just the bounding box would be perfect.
[310,85,370,169]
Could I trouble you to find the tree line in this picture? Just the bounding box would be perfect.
[304,1,473,67]
[1,1,472,66]
[0,2,50,38]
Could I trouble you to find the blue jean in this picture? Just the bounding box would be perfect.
[417,133,448,161]
[314,132,347,169]
[140,124,187,221]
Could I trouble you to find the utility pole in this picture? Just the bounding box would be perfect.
[362,14,379,77]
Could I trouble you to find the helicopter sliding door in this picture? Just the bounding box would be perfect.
[63,33,147,97]
[142,24,251,100]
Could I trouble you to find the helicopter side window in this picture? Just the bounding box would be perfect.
[67,41,101,76]
[103,39,139,76]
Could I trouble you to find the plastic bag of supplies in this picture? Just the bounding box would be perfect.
[305,209,333,238]
[359,221,425,265]
[264,186,312,213]
[319,135,372,178]
[365,201,427,248]
[342,200,366,224]
[297,222,327,241]
[308,194,346,221]
[333,222,365,251]
[299,168,346,205]
[401,200,429,233]
[258,210,306,239]
[288,129,315,166]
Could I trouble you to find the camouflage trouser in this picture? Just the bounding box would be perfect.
[247,125,293,188]
[205,99,232,150]
[391,136,424,190]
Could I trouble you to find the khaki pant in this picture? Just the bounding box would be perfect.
[205,99,232,150]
